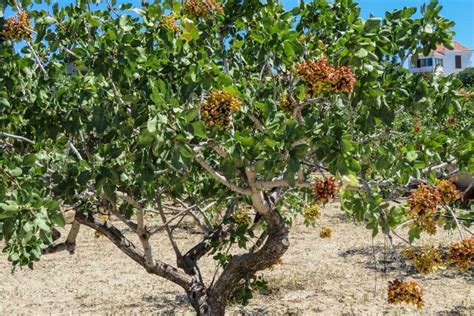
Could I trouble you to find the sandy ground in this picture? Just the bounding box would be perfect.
[0,203,472,315]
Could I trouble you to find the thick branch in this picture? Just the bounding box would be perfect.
[137,206,155,267]
[207,169,289,311]
[194,156,251,195]
[255,178,312,190]
[43,220,81,255]
[179,202,235,275]
[74,212,192,289]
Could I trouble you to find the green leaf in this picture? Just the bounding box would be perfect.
[355,48,368,58]
[44,16,57,25]
[408,226,421,243]
[8,167,22,177]
[147,116,157,133]
[49,212,65,228]
[35,218,50,232]
[283,41,295,58]
[191,121,207,139]
[184,108,198,123]
[0,97,10,107]
[406,151,418,162]
[0,201,19,212]
[103,182,116,203]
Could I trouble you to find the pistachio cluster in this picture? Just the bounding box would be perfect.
[201,90,242,128]
[458,89,472,102]
[436,180,460,204]
[2,12,32,42]
[294,57,356,96]
[314,176,338,204]
[408,185,441,235]
[448,237,473,271]
[413,117,422,134]
[445,117,458,128]
[387,279,424,309]
[402,246,444,275]
[233,205,252,226]
[319,226,332,238]
[278,92,294,114]
[160,14,179,32]
[297,34,315,44]
[303,204,320,225]
[185,0,223,19]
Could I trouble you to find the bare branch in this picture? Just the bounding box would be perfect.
[0,132,34,144]
[156,195,183,260]
[112,210,138,232]
[74,212,192,289]
[15,0,48,75]
[254,178,312,190]
[249,230,268,253]
[444,205,464,240]
[137,207,155,267]
[25,41,47,75]
[291,138,307,148]
[43,221,81,255]
[116,191,143,209]
[194,155,252,195]
[247,112,264,131]
[149,203,200,235]
[68,141,83,160]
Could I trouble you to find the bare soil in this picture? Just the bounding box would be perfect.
[1,203,472,315]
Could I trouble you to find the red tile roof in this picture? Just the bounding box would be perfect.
[435,41,471,53]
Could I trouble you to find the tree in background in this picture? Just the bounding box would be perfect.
[459,67,474,88]
[0,0,472,314]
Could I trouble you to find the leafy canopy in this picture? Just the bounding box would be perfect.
[0,0,472,305]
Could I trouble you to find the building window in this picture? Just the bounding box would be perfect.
[455,55,462,69]
[414,58,434,68]
[435,58,443,66]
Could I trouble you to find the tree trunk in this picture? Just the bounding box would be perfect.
[188,289,227,316]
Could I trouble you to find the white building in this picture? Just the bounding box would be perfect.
[408,41,472,75]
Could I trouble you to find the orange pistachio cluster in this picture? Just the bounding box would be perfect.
[2,12,32,42]
[160,14,179,32]
[387,279,424,309]
[448,237,474,271]
[201,90,242,128]
[294,57,356,95]
[319,226,332,238]
[408,185,441,235]
[185,0,223,19]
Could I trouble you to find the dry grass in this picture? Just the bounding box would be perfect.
[0,203,472,315]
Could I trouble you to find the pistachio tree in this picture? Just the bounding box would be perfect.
[0,0,472,314]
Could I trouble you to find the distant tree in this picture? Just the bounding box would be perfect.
[0,0,472,314]
[459,67,474,87]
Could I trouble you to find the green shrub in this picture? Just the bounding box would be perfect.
[459,67,474,87]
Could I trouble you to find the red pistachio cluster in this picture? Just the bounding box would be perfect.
[314,176,338,205]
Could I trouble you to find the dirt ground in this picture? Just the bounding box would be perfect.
[0,203,472,315]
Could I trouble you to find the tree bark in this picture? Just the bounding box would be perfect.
[201,170,290,315]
